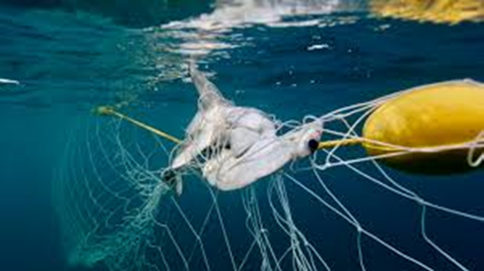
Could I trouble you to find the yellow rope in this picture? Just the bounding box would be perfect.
[95,106,370,151]
[317,138,363,150]
[95,106,182,144]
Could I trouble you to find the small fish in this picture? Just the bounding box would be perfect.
[0,78,20,85]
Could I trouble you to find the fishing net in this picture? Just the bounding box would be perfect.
[54,68,484,271]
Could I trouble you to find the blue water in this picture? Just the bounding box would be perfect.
[1,2,484,271]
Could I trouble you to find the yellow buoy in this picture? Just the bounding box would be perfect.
[370,0,484,24]
[362,80,484,173]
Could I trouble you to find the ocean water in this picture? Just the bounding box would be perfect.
[1,1,484,271]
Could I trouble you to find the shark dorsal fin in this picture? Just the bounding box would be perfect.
[189,62,231,111]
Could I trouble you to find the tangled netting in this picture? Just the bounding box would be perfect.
[55,80,484,271]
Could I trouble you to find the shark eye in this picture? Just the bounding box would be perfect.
[307,139,319,153]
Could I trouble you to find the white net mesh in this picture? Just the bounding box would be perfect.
[54,77,484,271]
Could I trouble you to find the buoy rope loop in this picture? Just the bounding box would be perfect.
[467,130,484,167]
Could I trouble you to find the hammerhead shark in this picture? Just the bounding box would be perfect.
[163,63,322,194]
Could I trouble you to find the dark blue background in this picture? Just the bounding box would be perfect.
[1,3,483,271]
